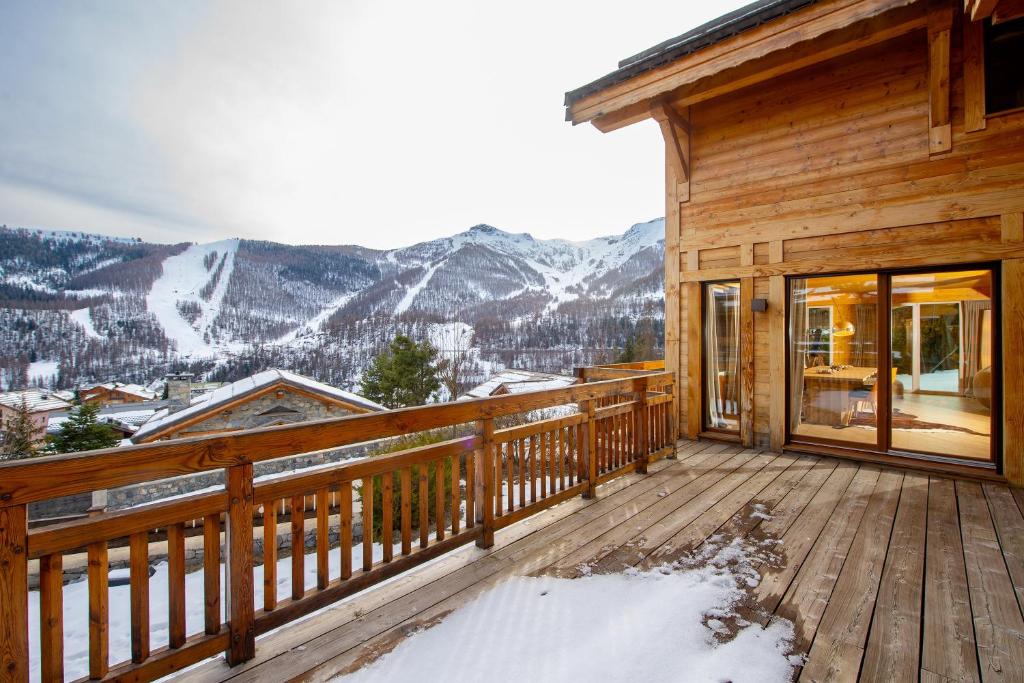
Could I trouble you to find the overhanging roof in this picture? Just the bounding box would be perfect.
[564,0,819,110]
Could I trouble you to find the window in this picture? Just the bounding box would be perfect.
[985,16,1024,114]
[787,268,996,465]
[703,281,740,433]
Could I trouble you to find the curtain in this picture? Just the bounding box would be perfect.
[961,300,989,396]
[852,304,877,367]
[789,279,809,432]
[704,284,739,429]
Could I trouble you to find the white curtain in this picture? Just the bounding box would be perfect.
[705,284,739,429]
[789,280,809,433]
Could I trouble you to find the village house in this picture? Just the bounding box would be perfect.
[79,382,158,407]
[457,368,577,400]
[131,369,384,443]
[0,389,72,446]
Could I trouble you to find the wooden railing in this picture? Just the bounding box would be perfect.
[0,371,674,682]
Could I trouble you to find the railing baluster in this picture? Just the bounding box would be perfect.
[505,442,514,513]
[263,501,278,611]
[291,494,305,600]
[129,531,150,663]
[517,439,525,510]
[451,455,460,535]
[0,504,28,681]
[224,462,255,665]
[317,488,330,587]
[418,465,429,549]
[555,428,563,491]
[540,432,548,499]
[204,513,223,631]
[168,522,187,648]
[339,482,352,580]
[88,539,109,678]
[39,552,63,681]
[361,477,374,572]
[381,476,394,563]
[529,435,538,504]
[435,459,446,541]
[400,468,412,553]
[464,453,475,529]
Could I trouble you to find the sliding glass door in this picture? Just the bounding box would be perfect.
[787,266,997,466]
[789,274,880,447]
[703,281,740,433]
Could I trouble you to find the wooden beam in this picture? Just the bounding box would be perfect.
[575,0,928,128]
[768,276,787,451]
[928,2,953,154]
[993,0,1024,23]
[1004,259,1024,486]
[651,101,691,201]
[968,0,999,20]
[664,162,682,439]
[0,505,28,682]
[963,15,987,132]
[1003,213,1024,242]
[740,278,755,448]
[224,464,255,665]
[685,282,702,439]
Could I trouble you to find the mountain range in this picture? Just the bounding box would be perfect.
[0,219,666,392]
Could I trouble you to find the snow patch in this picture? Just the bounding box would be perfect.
[69,308,102,340]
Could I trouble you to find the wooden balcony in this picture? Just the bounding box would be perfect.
[3,367,1022,681]
[0,371,676,682]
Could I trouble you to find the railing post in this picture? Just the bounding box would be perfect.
[224,463,255,665]
[667,378,678,459]
[474,418,495,548]
[0,503,28,682]
[636,379,649,474]
[582,399,598,499]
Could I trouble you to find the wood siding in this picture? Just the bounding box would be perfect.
[664,14,1024,482]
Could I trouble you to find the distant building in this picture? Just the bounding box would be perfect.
[80,382,158,407]
[0,389,73,445]
[132,369,384,443]
[459,369,577,400]
[47,401,166,439]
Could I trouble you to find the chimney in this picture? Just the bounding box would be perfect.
[165,373,193,414]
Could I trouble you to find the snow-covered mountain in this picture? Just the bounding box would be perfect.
[0,220,665,390]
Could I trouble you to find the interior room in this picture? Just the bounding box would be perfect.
[788,269,994,463]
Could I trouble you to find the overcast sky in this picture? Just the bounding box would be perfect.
[0,1,746,249]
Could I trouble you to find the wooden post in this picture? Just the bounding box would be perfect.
[582,400,598,499]
[224,463,255,665]
[474,418,495,548]
[666,380,678,458]
[636,380,649,473]
[0,504,28,682]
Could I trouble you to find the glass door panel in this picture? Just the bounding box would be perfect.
[789,274,880,447]
[704,281,740,432]
[890,270,993,461]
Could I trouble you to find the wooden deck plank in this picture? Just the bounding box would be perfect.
[750,461,860,615]
[766,465,881,639]
[549,449,764,575]
[957,480,1024,681]
[861,471,928,683]
[921,477,980,683]
[798,468,903,682]
[982,483,1024,614]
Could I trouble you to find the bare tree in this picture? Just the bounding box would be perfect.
[432,321,475,401]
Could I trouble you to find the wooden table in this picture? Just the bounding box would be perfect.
[802,366,878,427]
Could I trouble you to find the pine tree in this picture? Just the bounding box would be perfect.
[1,398,38,460]
[48,403,121,453]
[360,335,441,408]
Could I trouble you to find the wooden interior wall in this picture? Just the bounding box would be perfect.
[665,18,1024,481]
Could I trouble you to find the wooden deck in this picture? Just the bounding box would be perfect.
[183,439,1024,682]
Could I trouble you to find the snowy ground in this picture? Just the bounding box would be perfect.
[26,360,59,387]
[69,307,103,340]
[896,368,959,393]
[336,538,799,683]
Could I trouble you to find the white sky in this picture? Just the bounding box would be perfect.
[0,1,747,249]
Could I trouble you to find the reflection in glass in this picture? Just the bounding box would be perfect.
[890,270,992,461]
[704,282,740,432]
[790,274,879,446]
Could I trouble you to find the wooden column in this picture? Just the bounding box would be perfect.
[664,155,682,440]
[582,399,598,499]
[635,379,649,474]
[0,504,28,682]
[927,2,953,154]
[474,418,495,548]
[963,15,986,132]
[769,275,787,452]
[1004,259,1024,486]
[224,463,255,665]
[740,277,756,448]
[686,281,702,438]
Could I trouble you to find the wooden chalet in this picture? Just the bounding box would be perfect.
[1,1,1023,681]
[566,0,1024,486]
[79,383,158,408]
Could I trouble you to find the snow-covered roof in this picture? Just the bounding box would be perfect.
[133,369,384,442]
[47,406,160,435]
[459,369,577,400]
[0,389,72,413]
[82,382,158,400]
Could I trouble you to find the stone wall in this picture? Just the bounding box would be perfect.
[166,390,359,439]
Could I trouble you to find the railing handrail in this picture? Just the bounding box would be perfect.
[0,372,673,507]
